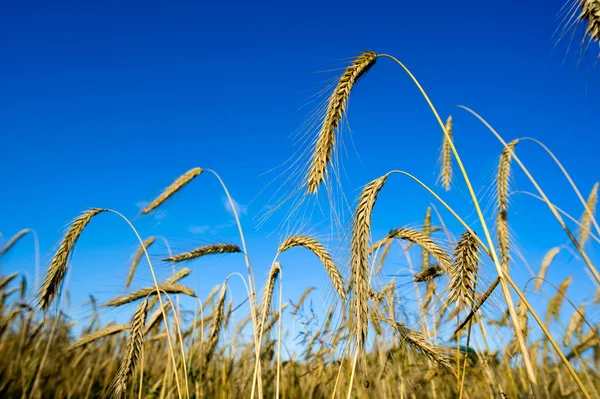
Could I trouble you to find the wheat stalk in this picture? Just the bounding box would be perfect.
[104,283,195,307]
[351,174,387,352]
[0,229,30,257]
[68,324,129,351]
[141,167,203,214]
[306,51,378,194]
[385,227,453,273]
[278,235,345,301]
[163,243,241,262]
[496,139,520,271]
[439,116,453,191]
[113,298,148,398]
[533,247,561,292]
[448,231,480,310]
[38,208,105,311]
[578,182,598,248]
[125,237,155,288]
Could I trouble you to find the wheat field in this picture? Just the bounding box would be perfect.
[2,5,600,398]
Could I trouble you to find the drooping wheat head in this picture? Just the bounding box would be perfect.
[578,182,598,248]
[258,262,281,341]
[126,236,155,288]
[579,0,600,43]
[546,276,573,325]
[68,324,129,351]
[414,265,443,283]
[203,282,227,374]
[163,243,241,262]
[496,139,520,272]
[104,283,195,307]
[278,235,345,301]
[141,167,203,214]
[0,229,30,257]
[307,51,378,194]
[564,302,586,346]
[38,208,105,311]
[351,175,387,352]
[534,247,561,292]
[385,227,453,273]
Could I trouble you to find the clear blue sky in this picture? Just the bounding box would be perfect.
[1,1,598,341]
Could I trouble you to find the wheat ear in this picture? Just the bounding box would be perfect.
[125,236,155,288]
[278,235,345,301]
[141,167,203,214]
[506,299,528,358]
[307,51,378,194]
[104,283,195,307]
[68,324,129,351]
[533,247,561,292]
[578,182,598,248]
[351,175,387,353]
[414,265,443,283]
[114,298,148,398]
[546,276,573,324]
[564,302,586,346]
[496,139,520,271]
[147,268,191,310]
[203,282,227,373]
[291,286,316,315]
[0,228,30,257]
[163,243,241,262]
[422,207,432,270]
[383,319,455,370]
[579,0,600,43]
[385,227,453,273]
[439,116,453,191]
[38,208,105,311]
[448,231,480,310]
[258,262,281,341]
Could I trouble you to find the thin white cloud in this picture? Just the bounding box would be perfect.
[223,197,247,217]
[188,224,211,235]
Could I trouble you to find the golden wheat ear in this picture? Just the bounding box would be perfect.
[278,235,345,301]
[163,243,241,262]
[351,174,387,353]
[113,298,148,398]
[38,209,105,311]
[125,236,155,288]
[142,167,203,214]
[496,139,520,272]
[438,115,453,191]
[307,51,378,194]
[579,0,600,43]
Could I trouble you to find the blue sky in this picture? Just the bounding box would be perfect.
[1,1,599,345]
